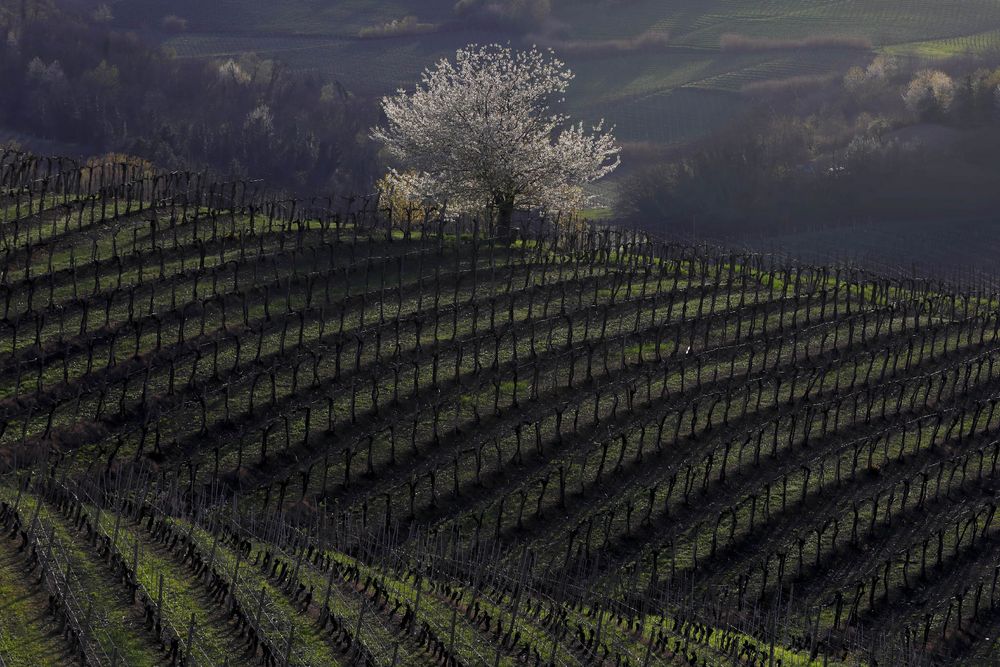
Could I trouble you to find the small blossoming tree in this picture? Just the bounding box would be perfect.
[372,44,620,232]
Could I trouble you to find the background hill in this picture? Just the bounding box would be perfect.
[106,0,1000,146]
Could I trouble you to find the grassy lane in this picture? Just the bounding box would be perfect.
[89,510,254,667]
[0,524,74,667]
[179,520,347,667]
[6,489,166,667]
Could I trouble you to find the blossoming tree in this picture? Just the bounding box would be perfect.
[372,44,620,232]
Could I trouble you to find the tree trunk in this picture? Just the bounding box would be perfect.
[495,196,514,239]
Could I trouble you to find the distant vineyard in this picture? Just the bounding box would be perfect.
[0,151,998,665]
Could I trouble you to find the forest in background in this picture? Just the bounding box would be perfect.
[0,0,379,195]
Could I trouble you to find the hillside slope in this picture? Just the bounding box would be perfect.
[0,151,998,664]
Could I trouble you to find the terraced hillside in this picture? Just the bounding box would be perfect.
[1,150,999,665]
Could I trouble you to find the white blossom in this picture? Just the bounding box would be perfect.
[244,104,274,135]
[865,55,898,81]
[902,69,955,115]
[218,59,250,85]
[27,58,67,89]
[371,44,620,223]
